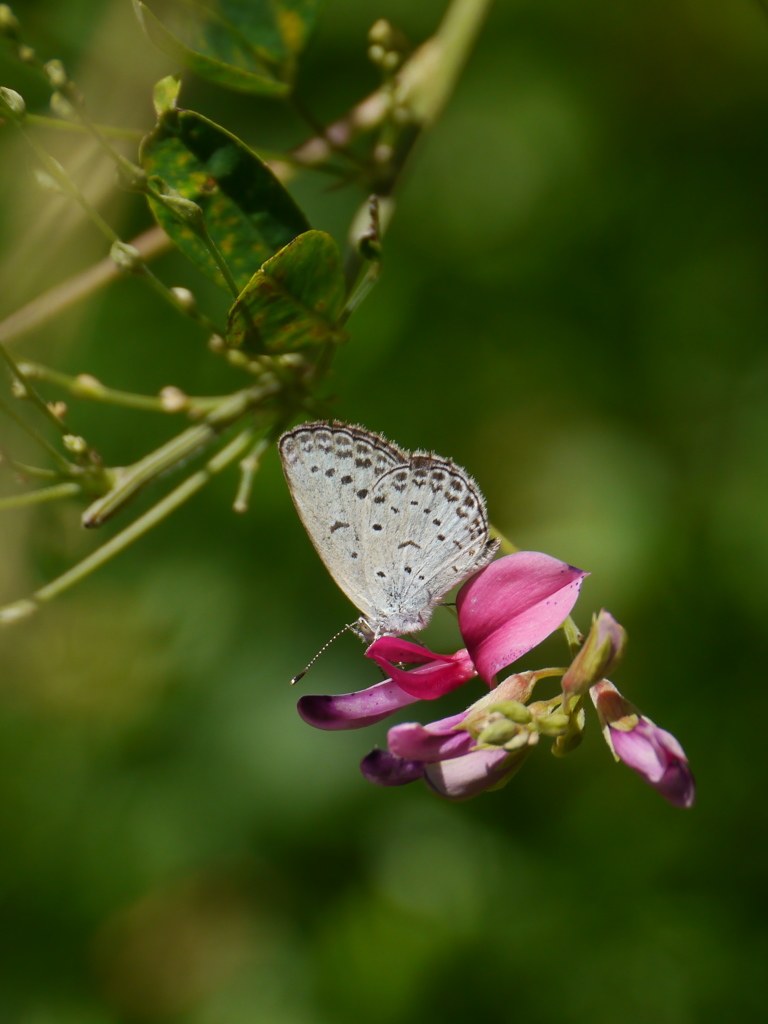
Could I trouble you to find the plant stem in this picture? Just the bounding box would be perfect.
[0,392,74,472]
[0,428,256,627]
[26,113,143,141]
[0,482,81,510]
[0,343,70,436]
[17,363,224,414]
[81,380,280,526]
[232,436,270,514]
[0,227,172,346]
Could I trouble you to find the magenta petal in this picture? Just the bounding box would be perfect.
[457,552,588,684]
[387,713,475,762]
[297,680,419,731]
[424,748,512,800]
[368,646,477,700]
[360,749,425,786]
[366,637,455,665]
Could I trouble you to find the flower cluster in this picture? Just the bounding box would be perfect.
[298,552,695,806]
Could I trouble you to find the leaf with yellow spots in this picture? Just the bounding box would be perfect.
[133,0,323,96]
[226,230,348,354]
[140,105,309,291]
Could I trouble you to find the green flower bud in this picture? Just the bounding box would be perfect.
[477,717,520,747]
[485,700,532,724]
[535,712,570,737]
[50,91,76,120]
[33,168,66,194]
[169,286,195,311]
[63,433,87,454]
[0,5,20,35]
[0,85,25,119]
[152,181,206,234]
[44,60,68,90]
[110,240,144,273]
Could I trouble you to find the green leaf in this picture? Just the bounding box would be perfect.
[140,106,309,291]
[133,0,322,96]
[226,230,347,354]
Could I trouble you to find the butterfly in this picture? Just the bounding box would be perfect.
[279,421,499,642]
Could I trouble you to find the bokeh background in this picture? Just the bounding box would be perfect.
[1,1,767,1021]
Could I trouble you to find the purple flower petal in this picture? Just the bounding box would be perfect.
[360,749,425,786]
[611,719,696,808]
[366,642,477,700]
[387,712,475,762]
[424,748,513,801]
[297,679,419,731]
[456,552,588,684]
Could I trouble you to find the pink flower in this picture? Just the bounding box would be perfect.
[591,680,695,808]
[298,552,587,731]
[359,672,546,800]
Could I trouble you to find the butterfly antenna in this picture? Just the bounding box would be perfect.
[290,623,355,684]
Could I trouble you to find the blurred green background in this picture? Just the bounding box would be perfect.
[1,0,767,1021]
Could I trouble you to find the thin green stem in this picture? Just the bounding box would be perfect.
[198,224,241,302]
[0,428,256,627]
[0,227,172,347]
[26,113,142,141]
[81,380,280,526]
[0,482,81,510]
[0,343,70,436]
[17,362,224,414]
[0,392,74,472]
[340,261,381,325]
[20,129,120,244]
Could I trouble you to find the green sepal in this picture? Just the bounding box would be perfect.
[226,230,347,354]
[140,105,309,291]
[133,0,322,97]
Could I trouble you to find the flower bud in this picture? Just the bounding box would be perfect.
[476,717,520,747]
[169,286,196,311]
[0,5,19,35]
[63,433,87,454]
[485,699,532,724]
[0,85,25,119]
[590,680,695,808]
[153,183,206,234]
[562,609,626,697]
[159,385,187,412]
[535,712,570,737]
[33,169,67,194]
[110,240,144,273]
[44,60,68,90]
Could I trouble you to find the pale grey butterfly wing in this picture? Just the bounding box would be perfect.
[279,422,406,618]
[361,454,499,636]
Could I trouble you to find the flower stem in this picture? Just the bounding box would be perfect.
[0,392,74,472]
[0,428,256,627]
[26,113,142,141]
[0,342,71,435]
[0,481,81,510]
[0,227,172,346]
[16,362,224,414]
[81,380,280,526]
